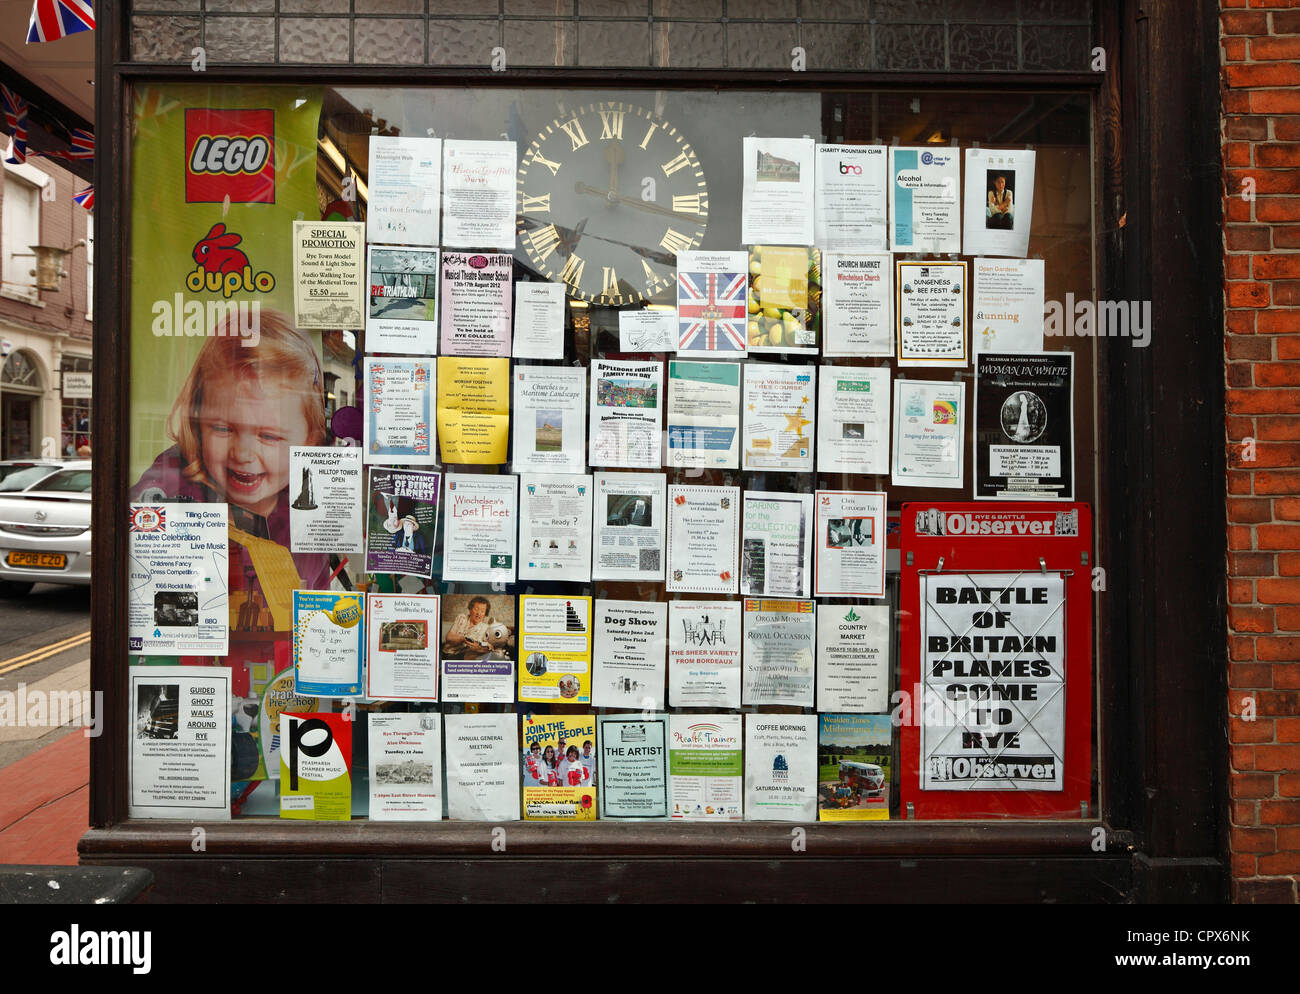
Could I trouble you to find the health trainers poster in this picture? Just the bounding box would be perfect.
[521,714,598,821]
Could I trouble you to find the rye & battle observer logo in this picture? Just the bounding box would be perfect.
[185,107,275,204]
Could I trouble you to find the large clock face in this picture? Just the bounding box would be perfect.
[517,101,709,306]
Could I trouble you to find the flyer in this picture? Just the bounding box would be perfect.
[292,590,365,697]
[513,281,566,359]
[512,365,587,474]
[442,473,518,584]
[519,474,592,582]
[675,250,750,356]
[440,251,513,356]
[365,246,439,354]
[818,713,891,821]
[440,592,516,704]
[741,491,813,599]
[592,599,668,709]
[744,714,817,822]
[363,357,436,465]
[972,258,1046,355]
[591,471,666,582]
[618,308,677,352]
[279,711,352,821]
[128,503,229,656]
[897,260,968,367]
[742,363,816,472]
[128,666,231,820]
[668,599,743,709]
[444,712,519,821]
[368,712,442,821]
[669,713,743,821]
[521,713,598,821]
[367,135,441,246]
[742,598,816,707]
[436,357,510,464]
[666,484,740,595]
[891,379,966,489]
[366,592,440,701]
[963,148,1037,258]
[598,714,669,821]
[746,245,821,355]
[589,359,663,468]
[814,490,887,598]
[817,366,890,475]
[518,594,593,704]
[817,603,891,713]
[365,467,440,577]
[741,136,815,246]
[823,253,892,357]
[441,139,517,249]
[975,352,1074,500]
[665,360,741,470]
[289,447,363,554]
[889,145,961,254]
[814,144,889,251]
[292,220,365,330]
[253,669,318,782]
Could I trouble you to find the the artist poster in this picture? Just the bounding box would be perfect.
[891,379,966,489]
[889,145,961,254]
[815,143,889,251]
[289,446,363,554]
[817,366,890,476]
[823,252,893,357]
[669,713,743,821]
[365,246,439,354]
[742,598,816,707]
[897,260,968,367]
[279,711,352,821]
[972,258,1045,355]
[668,600,743,709]
[818,713,891,821]
[817,603,891,714]
[442,139,517,249]
[598,714,669,821]
[368,713,442,821]
[741,136,815,246]
[366,592,440,701]
[963,148,1037,259]
[436,356,510,464]
[591,471,666,582]
[589,359,663,469]
[363,357,436,465]
[440,592,516,704]
[518,594,593,705]
[741,491,813,599]
[512,365,587,474]
[292,220,364,330]
[519,474,592,582]
[365,466,440,577]
[746,245,821,356]
[367,135,442,246]
[666,360,740,470]
[129,666,231,820]
[744,714,817,822]
[440,251,513,356]
[513,281,566,359]
[742,363,816,472]
[975,352,1074,500]
[675,250,750,356]
[292,590,365,697]
[814,490,887,599]
[666,484,740,595]
[592,599,668,709]
[444,712,519,821]
[521,713,598,821]
[442,474,517,584]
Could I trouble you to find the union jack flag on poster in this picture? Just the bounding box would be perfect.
[26,0,95,44]
[676,250,750,356]
[1,86,27,164]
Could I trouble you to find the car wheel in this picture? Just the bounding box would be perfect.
[0,581,33,598]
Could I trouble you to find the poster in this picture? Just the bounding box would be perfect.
[814,490,887,598]
[667,485,740,595]
[364,467,440,577]
[363,357,436,465]
[891,379,966,489]
[440,252,513,356]
[972,258,1046,355]
[963,148,1037,258]
[619,309,677,352]
[744,714,817,822]
[746,246,821,355]
[279,711,352,821]
[668,599,743,709]
[897,260,968,367]
[292,220,365,330]
[817,603,891,714]
[675,250,749,356]
[589,359,663,468]
[128,503,229,656]
[742,598,816,707]
[292,590,365,697]
[592,599,668,710]
[442,139,517,249]
[741,137,815,245]
[444,712,519,821]
[817,366,890,476]
[442,474,517,584]
[920,572,1066,791]
[518,594,593,704]
[513,281,566,359]
[598,715,669,821]
[366,592,440,701]
[128,666,231,820]
[512,365,587,474]
[815,143,889,251]
[823,253,892,357]
[665,360,741,470]
[521,714,598,821]
[365,246,439,354]
[440,593,516,704]
[818,714,891,821]
[436,357,510,464]
[741,491,813,599]
[889,145,961,254]
[519,474,593,582]
[368,713,442,821]
[289,447,363,554]
[367,135,441,246]
[669,713,743,821]
[591,471,666,582]
[253,668,318,782]
[742,363,816,472]
[975,352,1074,500]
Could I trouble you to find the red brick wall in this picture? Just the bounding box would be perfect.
[1223,0,1300,905]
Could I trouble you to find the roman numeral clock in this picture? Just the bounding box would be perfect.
[517,101,710,306]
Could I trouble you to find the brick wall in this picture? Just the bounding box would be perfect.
[1222,0,1300,905]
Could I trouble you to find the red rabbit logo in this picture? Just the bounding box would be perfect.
[193,223,250,275]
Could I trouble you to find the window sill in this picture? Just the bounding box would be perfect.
[0,288,44,308]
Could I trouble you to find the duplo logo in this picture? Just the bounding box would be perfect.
[151,222,271,346]
[50,925,151,974]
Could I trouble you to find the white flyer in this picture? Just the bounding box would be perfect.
[666,484,740,595]
[289,446,363,554]
[889,146,961,254]
[668,599,743,709]
[744,713,817,822]
[368,712,443,821]
[741,491,814,599]
[365,245,440,355]
[519,473,593,582]
[897,260,968,367]
[513,281,566,359]
[814,490,887,598]
[619,309,677,352]
[442,474,518,584]
[742,598,816,707]
[666,360,741,470]
[363,356,437,465]
[591,471,666,582]
[817,602,891,713]
[742,137,815,246]
[441,139,517,249]
[589,359,663,469]
[444,712,520,821]
[592,599,668,709]
[512,365,587,475]
[367,135,442,246]
[366,593,440,701]
[963,148,1037,258]
[823,253,893,357]
[972,258,1046,355]
[815,144,888,251]
[128,503,229,656]
[292,220,365,330]
[817,366,891,475]
[669,713,743,821]
[891,379,966,488]
[742,363,816,472]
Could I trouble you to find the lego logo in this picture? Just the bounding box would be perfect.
[189,135,270,175]
[185,108,275,204]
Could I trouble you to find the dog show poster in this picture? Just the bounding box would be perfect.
[518,595,593,705]
[521,714,598,821]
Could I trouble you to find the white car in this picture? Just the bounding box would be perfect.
[0,467,92,596]
[0,458,90,493]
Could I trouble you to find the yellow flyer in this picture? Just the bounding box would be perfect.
[521,713,598,820]
[519,595,593,704]
[436,357,510,463]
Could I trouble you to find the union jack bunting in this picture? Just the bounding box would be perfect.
[677,270,749,353]
[73,185,93,211]
[26,0,95,44]
[1,86,28,165]
[33,127,94,163]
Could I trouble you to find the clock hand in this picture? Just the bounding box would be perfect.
[605,141,625,197]
[573,182,687,221]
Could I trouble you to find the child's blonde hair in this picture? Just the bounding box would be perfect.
[168,309,327,488]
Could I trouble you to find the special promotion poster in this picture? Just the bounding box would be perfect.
[817,603,891,713]
[742,598,816,707]
[436,356,510,464]
[440,251,513,356]
[592,599,668,709]
[442,473,518,584]
[744,714,817,822]
[521,713,598,821]
[590,359,663,468]
[365,245,439,354]
[897,260,968,367]
[823,253,893,357]
[289,447,363,554]
[819,713,891,821]
[292,590,365,697]
[814,144,889,252]
[591,471,667,582]
[669,713,743,821]
[963,148,1037,259]
[814,490,887,599]
[741,137,815,246]
[518,594,594,704]
[365,467,440,577]
[892,379,966,489]
[363,357,436,465]
[742,363,816,472]
[741,491,814,599]
[366,592,441,701]
[445,712,519,821]
[440,592,516,704]
[816,366,890,476]
[972,258,1046,355]
[889,146,961,254]
[666,484,740,595]
[519,474,593,582]
[599,714,670,820]
[292,220,364,330]
[668,600,743,709]
[975,352,1075,500]
[665,360,741,469]
[512,365,587,474]
[368,713,443,822]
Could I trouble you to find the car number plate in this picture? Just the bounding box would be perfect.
[6,551,66,568]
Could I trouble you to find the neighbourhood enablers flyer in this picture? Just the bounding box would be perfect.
[518,594,594,705]
[519,474,593,582]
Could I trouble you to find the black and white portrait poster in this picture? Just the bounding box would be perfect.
[975,352,1074,500]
